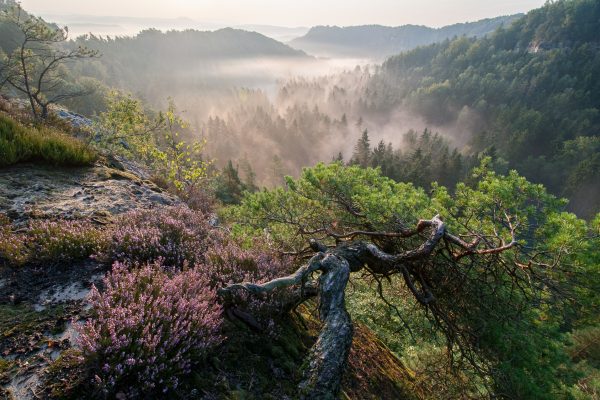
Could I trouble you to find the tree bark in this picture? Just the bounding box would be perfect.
[219,251,355,400]
[299,254,353,400]
[218,215,516,398]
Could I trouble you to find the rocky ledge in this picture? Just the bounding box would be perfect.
[0,159,182,399]
[0,158,181,225]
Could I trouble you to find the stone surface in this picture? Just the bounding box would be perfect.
[0,162,181,225]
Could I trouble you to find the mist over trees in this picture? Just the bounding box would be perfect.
[366,0,600,216]
[0,0,599,399]
[2,0,597,219]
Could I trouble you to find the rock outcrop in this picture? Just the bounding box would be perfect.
[0,159,180,225]
[0,158,182,399]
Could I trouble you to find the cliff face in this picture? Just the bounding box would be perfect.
[0,109,421,398]
[0,163,421,400]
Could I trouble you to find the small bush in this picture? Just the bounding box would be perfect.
[204,238,295,332]
[205,238,292,287]
[104,206,212,268]
[0,217,106,267]
[0,214,28,267]
[27,219,107,264]
[77,262,223,396]
[0,113,96,167]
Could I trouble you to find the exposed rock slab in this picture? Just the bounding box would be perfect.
[0,162,181,225]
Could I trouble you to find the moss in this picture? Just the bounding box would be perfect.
[0,113,96,167]
[42,349,90,399]
[186,304,423,399]
[185,313,312,399]
[341,323,422,400]
[99,167,142,183]
[0,358,16,385]
[0,304,71,357]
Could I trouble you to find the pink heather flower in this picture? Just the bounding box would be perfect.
[102,206,212,268]
[77,261,224,395]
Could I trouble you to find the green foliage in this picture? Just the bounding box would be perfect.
[350,129,371,167]
[0,5,98,120]
[566,326,600,399]
[370,0,600,217]
[349,128,476,190]
[225,162,430,250]
[0,113,97,167]
[60,77,110,117]
[95,90,160,154]
[216,160,258,205]
[146,101,211,195]
[96,94,211,205]
[227,162,598,398]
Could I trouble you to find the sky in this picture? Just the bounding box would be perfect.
[21,0,547,28]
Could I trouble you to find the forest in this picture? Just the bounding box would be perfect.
[0,0,599,399]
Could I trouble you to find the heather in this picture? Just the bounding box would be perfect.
[27,219,107,264]
[204,238,295,330]
[205,238,292,287]
[0,214,27,267]
[103,206,212,268]
[0,216,106,267]
[77,262,224,396]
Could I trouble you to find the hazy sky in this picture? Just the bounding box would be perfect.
[21,0,546,28]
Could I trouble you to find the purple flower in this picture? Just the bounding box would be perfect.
[77,260,224,395]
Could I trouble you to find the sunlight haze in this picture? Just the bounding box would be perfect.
[21,0,546,28]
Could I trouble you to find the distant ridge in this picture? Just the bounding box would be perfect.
[289,14,522,60]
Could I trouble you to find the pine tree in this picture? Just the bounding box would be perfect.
[216,160,244,204]
[333,152,344,163]
[351,129,371,168]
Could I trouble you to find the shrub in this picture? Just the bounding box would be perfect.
[0,214,28,267]
[27,219,107,264]
[205,238,292,287]
[0,113,96,167]
[0,217,106,267]
[104,206,212,268]
[77,262,223,396]
[204,238,295,332]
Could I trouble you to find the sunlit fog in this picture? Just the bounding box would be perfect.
[1,0,599,398]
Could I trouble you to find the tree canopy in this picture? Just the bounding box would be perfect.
[222,161,599,398]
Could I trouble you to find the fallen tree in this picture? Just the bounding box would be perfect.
[218,162,591,399]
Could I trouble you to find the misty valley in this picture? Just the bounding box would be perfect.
[0,0,599,399]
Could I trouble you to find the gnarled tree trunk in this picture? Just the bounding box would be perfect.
[298,253,352,399]
[219,246,357,400]
[218,215,516,399]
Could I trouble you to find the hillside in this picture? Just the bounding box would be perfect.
[66,28,308,97]
[289,15,521,60]
[365,0,600,217]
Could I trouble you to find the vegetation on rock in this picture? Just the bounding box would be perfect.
[0,113,96,167]
[0,0,598,399]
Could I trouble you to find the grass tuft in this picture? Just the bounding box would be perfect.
[0,113,96,167]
